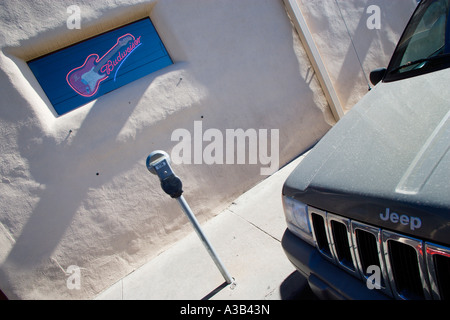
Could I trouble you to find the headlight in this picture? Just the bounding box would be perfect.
[282,196,314,246]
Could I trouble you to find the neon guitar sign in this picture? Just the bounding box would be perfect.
[66,33,142,97]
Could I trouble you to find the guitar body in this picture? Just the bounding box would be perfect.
[66,34,135,97]
[66,54,107,97]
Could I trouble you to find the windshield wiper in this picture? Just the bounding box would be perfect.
[389,53,450,74]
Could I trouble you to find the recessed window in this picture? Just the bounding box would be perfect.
[28,18,173,116]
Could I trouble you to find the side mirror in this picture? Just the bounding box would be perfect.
[370,68,386,86]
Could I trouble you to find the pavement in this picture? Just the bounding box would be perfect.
[95,153,316,300]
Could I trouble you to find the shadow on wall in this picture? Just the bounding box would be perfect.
[334,0,416,108]
[298,0,417,110]
[333,1,378,103]
[0,56,197,298]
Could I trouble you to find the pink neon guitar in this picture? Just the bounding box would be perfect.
[66,34,135,97]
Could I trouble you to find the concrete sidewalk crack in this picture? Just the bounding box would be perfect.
[226,208,280,243]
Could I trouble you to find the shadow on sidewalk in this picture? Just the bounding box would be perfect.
[280,271,318,300]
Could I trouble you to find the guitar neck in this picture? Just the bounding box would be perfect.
[93,40,128,73]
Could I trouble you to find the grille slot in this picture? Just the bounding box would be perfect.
[434,254,450,300]
[355,229,380,273]
[382,230,430,300]
[425,243,450,300]
[331,220,353,267]
[307,206,449,300]
[351,221,391,296]
[310,210,332,259]
[327,213,357,275]
[387,240,425,300]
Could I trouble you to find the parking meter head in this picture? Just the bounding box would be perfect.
[146,150,174,180]
[146,150,183,198]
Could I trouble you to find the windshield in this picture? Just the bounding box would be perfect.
[386,0,450,80]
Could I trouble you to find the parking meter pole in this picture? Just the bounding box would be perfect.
[146,150,234,286]
[176,195,234,285]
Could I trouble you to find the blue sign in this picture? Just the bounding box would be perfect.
[28,18,173,116]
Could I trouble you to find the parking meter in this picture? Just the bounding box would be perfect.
[146,150,183,199]
[145,150,234,286]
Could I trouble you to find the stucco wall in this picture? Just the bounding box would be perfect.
[297,0,418,111]
[0,0,415,299]
[0,0,333,299]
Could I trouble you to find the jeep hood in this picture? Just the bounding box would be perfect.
[283,69,450,244]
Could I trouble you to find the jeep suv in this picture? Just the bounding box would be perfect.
[281,0,450,300]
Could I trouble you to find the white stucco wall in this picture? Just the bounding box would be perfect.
[0,0,334,299]
[0,0,415,299]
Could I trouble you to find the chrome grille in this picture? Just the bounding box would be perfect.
[308,206,449,300]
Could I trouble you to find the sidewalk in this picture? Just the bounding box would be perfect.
[95,154,312,300]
